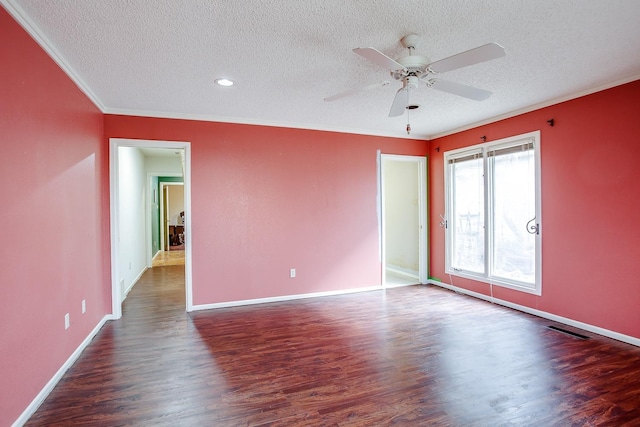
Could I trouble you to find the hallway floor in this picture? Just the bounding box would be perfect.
[152,249,185,267]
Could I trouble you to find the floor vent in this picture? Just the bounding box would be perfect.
[547,325,590,340]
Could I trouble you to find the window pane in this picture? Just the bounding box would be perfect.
[451,157,485,274]
[491,149,536,284]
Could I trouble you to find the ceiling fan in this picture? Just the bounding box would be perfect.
[324,34,506,119]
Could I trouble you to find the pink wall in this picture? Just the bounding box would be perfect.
[429,80,640,339]
[104,116,427,305]
[0,7,109,425]
[5,1,638,423]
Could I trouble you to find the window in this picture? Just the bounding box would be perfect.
[444,131,541,295]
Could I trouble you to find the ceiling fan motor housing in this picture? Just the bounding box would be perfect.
[402,75,420,90]
[391,55,431,80]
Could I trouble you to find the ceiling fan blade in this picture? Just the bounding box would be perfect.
[388,87,409,117]
[428,43,506,74]
[353,47,407,72]
[428,79,493,101]
[324,81,390,102]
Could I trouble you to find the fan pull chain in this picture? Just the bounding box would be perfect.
[406,85,411,135]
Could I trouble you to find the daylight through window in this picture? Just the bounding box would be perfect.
[444,131,541,295]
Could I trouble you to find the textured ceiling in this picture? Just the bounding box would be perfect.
[3,0,640,139]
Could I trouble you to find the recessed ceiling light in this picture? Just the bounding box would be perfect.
[215,78,234,87]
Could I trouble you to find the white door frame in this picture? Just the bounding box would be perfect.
[159,181,184,252]
[109,138,193,318]
[379,153,428,287]
[146,173,183,266]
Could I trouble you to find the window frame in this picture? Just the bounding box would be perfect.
[444,130,542,295]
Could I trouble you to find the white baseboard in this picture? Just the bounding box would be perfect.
[385,266,418,280]
[191,285,383,311]
[15,280,636,426]
[428,280,640,347]
[124,267,148,298]
[12,315,111,427]
[384,282,419,289]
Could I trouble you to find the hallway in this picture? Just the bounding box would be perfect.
[26,265,190,425]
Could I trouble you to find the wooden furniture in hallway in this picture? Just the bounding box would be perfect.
[168,224,184,246]
[25,268,640,425]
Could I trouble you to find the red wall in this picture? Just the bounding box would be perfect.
[0,7,110,426]
[104,116,427,305]
[4,1,639,423]
[429,80,640,339]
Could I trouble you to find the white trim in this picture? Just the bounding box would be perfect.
[385,266,419,280]
[418,158,428,284]
[387,266,419,278]
[108,141,120,317]
[11,315,111,427]
[158,180,184,252]
[380,153,386,287]
[191,286,383,311]
[380,154,428,288]
[376,150,382,265]
[5,0,637,142]
[106,73,640,141]
[383,282,417,289]
[443,131,539,160]
[0,2,412,141]
[443,131,541,295]
[146,172,183,268]
[429,73,640,140]
[109,138,193,318]
[183,145,194,312]
[2,0,637,143]
[105,107,426,140]
[1,0,106,112]
[146,173,154,268]
[428,280,640,348]
[124,267,148,298]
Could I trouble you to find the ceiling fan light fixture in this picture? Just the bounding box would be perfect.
[326,35,505,132]
[215,78,234,87]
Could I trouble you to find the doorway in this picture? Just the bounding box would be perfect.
[109,138,193,319]
[380,154,428,287]
[160,182,185,252]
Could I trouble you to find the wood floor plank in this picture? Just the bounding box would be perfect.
[25,266,640,426]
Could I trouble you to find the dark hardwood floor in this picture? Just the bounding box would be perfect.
[26,267,640,426]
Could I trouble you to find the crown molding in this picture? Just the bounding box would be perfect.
[1,0,106,112]
[4,0,636,142]
[427,73,640,140]
[104,107,428,141]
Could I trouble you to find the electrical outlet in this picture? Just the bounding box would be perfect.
[82,299,86,314]
[290,268,296,278]
[64,313,70,330]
